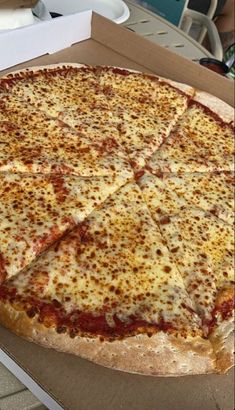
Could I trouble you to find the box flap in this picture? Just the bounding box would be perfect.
[0,9,92,70]
[0,0,38,7]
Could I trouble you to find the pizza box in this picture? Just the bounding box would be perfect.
[0,10,234,410]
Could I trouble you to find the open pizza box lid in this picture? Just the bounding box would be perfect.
[0,10,234,410]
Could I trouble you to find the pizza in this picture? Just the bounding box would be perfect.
[0,64,234,376]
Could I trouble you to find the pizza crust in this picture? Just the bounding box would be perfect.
[0,63,195,98]
[194,91,234,124]
[0,301,218,376]
[156,76,195,97]
[2,63,233,123]
[0,63,88,79]
[209,318,234,374]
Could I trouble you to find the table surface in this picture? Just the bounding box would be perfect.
[0,3,217,410]
[124,0,213,61]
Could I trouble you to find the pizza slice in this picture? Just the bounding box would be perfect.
[138,171,234,225]
[147,100,234,174]
[95,66,194,101]
[0,183,216,376]
[58,106,121,142]
[0,95,132,178]
[95,67,195,169]
[157,208,234,374]
[0,172,127,284]
[0,64,109,117]
[139,174,234,317]
[157,208,234,322]
[139,173,234,370]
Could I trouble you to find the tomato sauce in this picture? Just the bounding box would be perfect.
[188,100,234,131]
[0,253,7,284]
[0,286,175,339]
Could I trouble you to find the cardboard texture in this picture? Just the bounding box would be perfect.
[0,11,234,410]
[0,0,38,8]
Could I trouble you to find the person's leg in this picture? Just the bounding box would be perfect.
[215,0,234,32]
[215,0,235,52]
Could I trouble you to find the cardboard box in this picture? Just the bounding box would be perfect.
[0,0,38,8]
[0,11,234,410]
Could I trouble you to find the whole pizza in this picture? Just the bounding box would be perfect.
[0,64,234,376]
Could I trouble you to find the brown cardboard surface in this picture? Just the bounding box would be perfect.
[0,0,38,8]
[0,12,234,410]
[0,38,150,77]
[0,327,234,410]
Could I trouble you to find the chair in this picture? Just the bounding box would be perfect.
[180,9,223,60]
[135,0,223,60]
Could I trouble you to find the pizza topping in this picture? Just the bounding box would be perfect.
[148,102,234,173]
[139,171,234,225]
[0,173,129,281]
[204,287,234,334]
[93,67,194,170]
[0,252,7,284]
[49,175,70,203]
[0,95,132,178]
[157,208,234,321]
[0,183,203,339]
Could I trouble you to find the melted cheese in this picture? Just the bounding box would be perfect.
[0,65,108,117]
[139,171,234,225]
[138,171,187,220]
[98,70,192,169]
[1,66,192,172]
[158,208,234,320]
[58,107,121,142]
[0,173,128,281]
[140,172,234,320]
[148,103,234,173]
[0,95,132,178]
[8,183,201,334]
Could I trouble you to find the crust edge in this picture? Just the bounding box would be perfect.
[209,318,234,374]
[194,90,234,124]
[0,300,219,376]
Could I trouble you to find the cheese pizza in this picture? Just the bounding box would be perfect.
[0,64,234,376]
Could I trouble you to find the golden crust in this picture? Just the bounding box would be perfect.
[209,318,234,374]
[193,90,234,124]
[0,64,196,99]
[0,63,89,79]
[0,300,217,376]
[157,75,195,97]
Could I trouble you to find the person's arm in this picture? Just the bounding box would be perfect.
[215,0,235,51]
